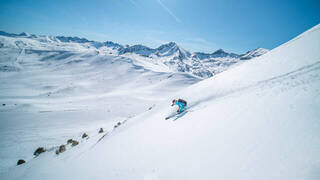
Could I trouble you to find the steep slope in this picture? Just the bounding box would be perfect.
[2,23,319,180]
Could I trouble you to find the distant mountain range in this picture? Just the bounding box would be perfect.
[0,30,269,78]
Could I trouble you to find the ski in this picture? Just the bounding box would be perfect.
[165,110,188,120]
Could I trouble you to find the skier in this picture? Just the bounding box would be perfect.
[172,99,187,113]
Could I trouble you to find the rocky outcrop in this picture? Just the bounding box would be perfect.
[17,159,25,165]
[71,140,79,146]
[99,128,104,133]
[82,133,88,138]
[55,145,66,155]
[33,147,46,156]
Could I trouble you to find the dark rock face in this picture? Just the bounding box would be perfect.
[56,145,66,155]
[2,104,5,106]
[17,159,25,165]
[34,147,46,156]
[82,133,88,138]
[99,128,104,133]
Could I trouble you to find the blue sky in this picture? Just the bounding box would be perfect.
[0,0,319,53]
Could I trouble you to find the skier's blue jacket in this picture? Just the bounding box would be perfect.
[174,100,187,112]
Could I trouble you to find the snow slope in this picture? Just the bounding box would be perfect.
[0,34,201,173]
[1,23,319,180]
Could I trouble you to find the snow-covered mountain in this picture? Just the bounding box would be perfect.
[0,29,202,173]
[0,31,268,78]
[119,42,267,78]
[1,23,319,180]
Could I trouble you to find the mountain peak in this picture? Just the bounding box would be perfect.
[167,41,178,47]
[212,49,226,55]
[19,32,30,37]
[157,42,178,50]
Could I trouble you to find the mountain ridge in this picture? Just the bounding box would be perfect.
[0,30,267,57]
[0,30,269,78]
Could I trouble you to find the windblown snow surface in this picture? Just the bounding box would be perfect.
[1,24,320,180]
